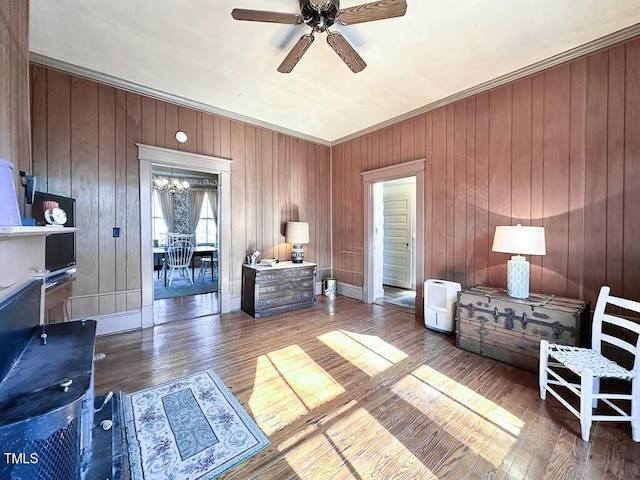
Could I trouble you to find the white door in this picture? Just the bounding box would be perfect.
[383,184,414,289]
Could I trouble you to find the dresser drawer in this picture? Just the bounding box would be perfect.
[258,266,315,284]
[258,290,314,309]
[259,278,314,296]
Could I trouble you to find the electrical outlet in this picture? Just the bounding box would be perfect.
[113,227,120,238]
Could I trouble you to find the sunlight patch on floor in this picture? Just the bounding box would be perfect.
[248,345,345,436]
[318,330,407,376]
[412,365,524,436]
[340,330,409,364]
[284,407,437,479]
[277,399,358,452]
[391,365,523,467]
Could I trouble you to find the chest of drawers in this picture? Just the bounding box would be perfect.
[456,285,589,372]
[241,261,316,318]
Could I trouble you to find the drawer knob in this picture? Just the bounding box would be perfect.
[60,378,73,392]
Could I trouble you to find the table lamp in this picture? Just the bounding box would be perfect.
[492,224,546,299]
[285,222,309,264]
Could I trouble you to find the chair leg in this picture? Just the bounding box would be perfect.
[580,368,593,441]
[632,376,640,442]
[539,340,549,400]
[168,268,174,287]
[592,377,600,409]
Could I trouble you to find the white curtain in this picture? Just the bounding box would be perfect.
[188,189,207,239]
[157,190,175,236]
[207,188,218,226]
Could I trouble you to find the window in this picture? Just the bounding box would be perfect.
[195,191,217,246]
[152,190,168,246]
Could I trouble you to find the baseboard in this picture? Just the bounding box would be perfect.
[93,310,142,336]
[337,282,363,301]
[229,294,241,311]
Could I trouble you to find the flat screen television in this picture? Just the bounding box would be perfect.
[32,191,77,278]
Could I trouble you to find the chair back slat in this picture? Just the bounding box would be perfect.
[601,333,637,356]
[606,294,640,314]
[602,313,640,336]
[166,240,194,268]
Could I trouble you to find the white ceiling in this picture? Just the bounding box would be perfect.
[29,1,640,145]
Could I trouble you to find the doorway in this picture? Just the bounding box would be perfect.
[362,159,425,317]
[137,144,232,328]
[376,177,417,310]
[150,166,219,306]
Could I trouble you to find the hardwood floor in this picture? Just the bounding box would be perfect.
[152,291,219,324]
[95,296,640,479]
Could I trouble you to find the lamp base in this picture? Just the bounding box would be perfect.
[291,244,304,264]
[507,256,530,299]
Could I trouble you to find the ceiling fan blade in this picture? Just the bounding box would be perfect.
[278,34,315,73]
[231,8,302,25]
[326,31,366,73]
[338,0,407,26]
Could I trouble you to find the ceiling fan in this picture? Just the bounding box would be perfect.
[231,0,408,73]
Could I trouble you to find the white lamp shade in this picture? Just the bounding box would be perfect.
[285,222,309,244]
[492,224,546,256]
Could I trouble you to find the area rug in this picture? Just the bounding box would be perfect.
[385,294,416,309]
[153,276,218,300]
[122,369,269,479]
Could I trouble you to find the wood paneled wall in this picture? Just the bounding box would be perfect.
[30,65,331,318]
[0,0,30,204]
[333,37,640,308]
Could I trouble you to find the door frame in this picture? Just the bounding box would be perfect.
[137,144,232,328]
[362,159,425,312]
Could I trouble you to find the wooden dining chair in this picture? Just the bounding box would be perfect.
[165,240,195,287]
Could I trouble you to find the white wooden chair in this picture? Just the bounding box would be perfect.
[539,286,640,442]
[159,233,193,277]
[198,257,212,279]
[198,250,218,280]
[165,239,194,287]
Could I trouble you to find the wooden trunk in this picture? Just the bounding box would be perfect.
[455,286,589,372]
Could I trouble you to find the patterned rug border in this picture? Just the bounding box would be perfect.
[122,369,270,479]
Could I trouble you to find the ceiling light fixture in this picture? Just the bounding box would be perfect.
[175,131,188,143]
[153,176,190,195]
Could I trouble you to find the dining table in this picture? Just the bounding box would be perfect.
[153,246,217,287]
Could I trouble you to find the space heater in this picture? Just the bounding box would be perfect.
[424,279,461,333]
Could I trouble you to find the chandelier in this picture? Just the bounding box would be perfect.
[153,176,190,195]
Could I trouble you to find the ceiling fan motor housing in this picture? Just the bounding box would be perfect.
[300,0,340,32]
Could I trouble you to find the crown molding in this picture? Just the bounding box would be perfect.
[29,52,331,147]
[30,22,640,148]
[332,23,640,145]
